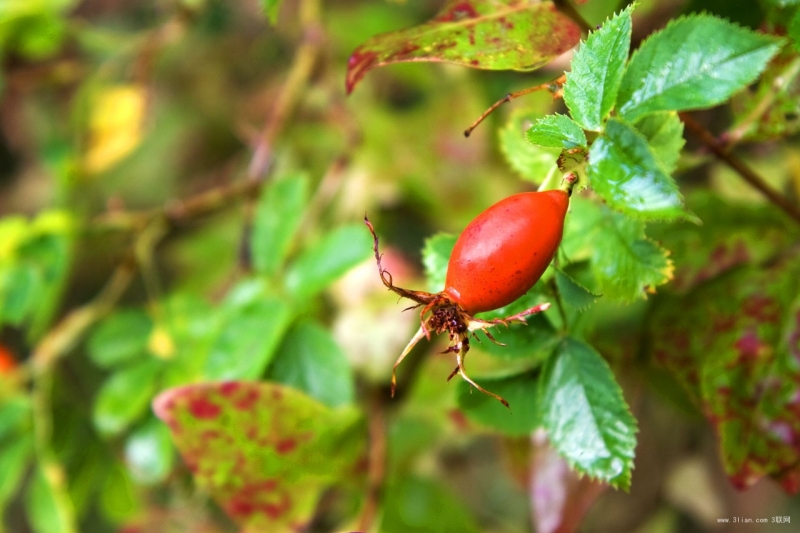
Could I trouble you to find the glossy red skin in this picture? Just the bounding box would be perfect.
[444,190,569,314]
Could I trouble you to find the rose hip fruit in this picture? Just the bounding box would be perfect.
[365,180,573,408]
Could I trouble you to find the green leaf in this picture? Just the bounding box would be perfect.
[261,0,282,24]
[525,114,587,149]
[590,208,674,302]
[93,359,161,437]
[633,112,685,174]
[345,0,581,93]
[381,476,480,533]
[87,309,153,369]
[99,464,140,524]
[124,418,174,485]
[650,259,800,490]
[588,119,687,221]
[268,320,355,408]
[539,338,637,490]
[499,107,560,184]
[153,382,364,531]
[422,232,456,292]
[617,15,783,122]
[456,370,540,435]
[252,173,309,278]
[0,395,30,440]
[563,5,633,130]
[26,465,77,533]
[204,283,293,381]
[791,11,800,52]
[555,268,600,312]
[284,224,372,300]
[0,434,33,510]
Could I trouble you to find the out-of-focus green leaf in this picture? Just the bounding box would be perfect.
[456,370,540,435]
[284,224,372,300]
[650,258,800,492]
[125,418,174,485]
[93,359,162,437]
[153,382,364,531]
[526,114,587,149]
[99,464,140,524]
[0,396,30,440]
[260,0,283,24]
[500,107,560,184]
[381,475,481,533]
[555,269,600,312]
[252,173,308,278]
[422,232,456,292]
[617,15,783,122]
[26,465,77,533]
[87,309,153,369]
[633,112,685,174]
[563,5,633,130]
[588,120,687,221]
[0,434,33,510]
[268,320,355,408]
[204,282,293,381]
[539,338,637,490]
[791,11,800,51]
[345,0,581,93]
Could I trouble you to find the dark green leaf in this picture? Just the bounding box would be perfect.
[125,418,174,485]
[633,112,685,174]
[381,476,480,533]
[555,269,600,312]
[539,338,637,490]
[563,5,633,130]
[268,320,355,408]
[87,309,153,369]
[346,0,581,93]
[205,282,293,381]
[252,173,309,278]
[422,232,456,292]
[93,359,161,437]
[154,382,364,531]
[500,108,560,184]
[791,11,800,51]
[456,370,540,435]
[525,114,587,149]
[588,119,687,220]
[284,224,372,299]
[617,15,783,122]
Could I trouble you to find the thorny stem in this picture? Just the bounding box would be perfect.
[239,0,323,272]
[680,112,800,226]
[463,74,566,137]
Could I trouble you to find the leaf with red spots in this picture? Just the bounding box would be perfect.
[153,382,364,531]
[345,0,582,94]
[650,257,800,492]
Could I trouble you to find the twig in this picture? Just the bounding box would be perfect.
[239,0,323,272]
[679,112,800,226]
[358,387,388,533]
[463,75,565,137]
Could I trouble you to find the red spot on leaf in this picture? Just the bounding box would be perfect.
[435,2,480,22]
[734,329,768,361]
[220,381,241,397]
[235,387,260,411]
[743,295,781,323]
[189,397,221,419]
[470,59,479,66]
[276,438,297,455]
[345,49,379,94]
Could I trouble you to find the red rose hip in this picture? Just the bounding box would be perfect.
[444,190,569,314]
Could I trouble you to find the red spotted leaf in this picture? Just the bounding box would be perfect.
[650,258,800,492]
[153,382,363,531]
[345,0,581,93]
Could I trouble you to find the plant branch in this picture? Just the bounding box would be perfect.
[358,386,388,533]
[463,75,565,137]
[680,112,800,226]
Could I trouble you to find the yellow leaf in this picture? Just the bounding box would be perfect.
[84,85,146,174]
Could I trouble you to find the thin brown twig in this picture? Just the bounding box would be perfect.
[358,386,388,533]
[463,74,565,137]
[680,112,800,226]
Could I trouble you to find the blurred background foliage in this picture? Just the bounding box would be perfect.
[1,0,800,532]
